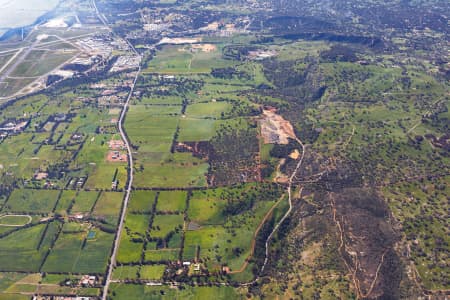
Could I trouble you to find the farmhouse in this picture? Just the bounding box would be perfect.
[193,263,201,271]
[79,275,97,287]
[0,120,28,133]
[71,133,83,141]
[34,172,49,180]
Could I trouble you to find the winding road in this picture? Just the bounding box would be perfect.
[260,137,305,275]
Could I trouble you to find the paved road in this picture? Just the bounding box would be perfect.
[101,67,140,300]
[92,0,141,299]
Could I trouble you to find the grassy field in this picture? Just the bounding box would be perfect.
[184,197,276,270]
[133,95,184,105]
[0,222,59,272]
[54,190,77,215]
[188,190,227,225]
[144,44,235,74]
[184,101,231,118]
[124,214,151,236]
[128,104,182,116]
[133,163,208,188]
[128,190,157,213]
[92,192,124,226]
[139,265,166,280]
[155,191,187,213]
[71,191,100,213]
[3,189,60,214]
[42,228,114,274]
[117,232,144,264]
[85,164,128,190]
[113,265,139,280]
[0,272,28,294]
[144,249,180,262]
[125,108,178,165]
[117,205,151,264]
[177,118,216,141]
[150,214,184,239]
[109,283,242,300]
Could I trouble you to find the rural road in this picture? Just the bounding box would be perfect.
[92,0,141,298]
[259,137,305,274]
[101,67,140,300]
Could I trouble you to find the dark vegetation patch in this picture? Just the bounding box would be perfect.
[176,121,260,186]
[62,63,92,73]
[175,141,210,160]
[222,45,260,61]
[254,191,353,298]
[211,67,249,80]
[46,75,64,87]
[319,44,359,62]
[330,188,402,299]
[221,183,283,217]
[265,15,335,34]
[424,133,450,151]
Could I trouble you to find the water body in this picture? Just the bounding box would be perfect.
[0,0,59,35]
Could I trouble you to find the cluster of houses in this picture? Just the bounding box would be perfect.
[0,120,29,139]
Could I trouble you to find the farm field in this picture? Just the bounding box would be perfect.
[155,191,187,213]
[0,272,101,298]
[0,222,59,272]
[109,283,242,300]
[177,118,217,141]
[3,189,60,214]
[0,0,448,298]
[42,227,115,274]
[0,22,293,294]
[133,163,208,188]
[112,265,140,280]
[116,183,282,277]
[144,44,235,74]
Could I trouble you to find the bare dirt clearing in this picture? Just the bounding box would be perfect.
[106,150,127,162]
[191,44,217,52]
[260,109,296,144]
